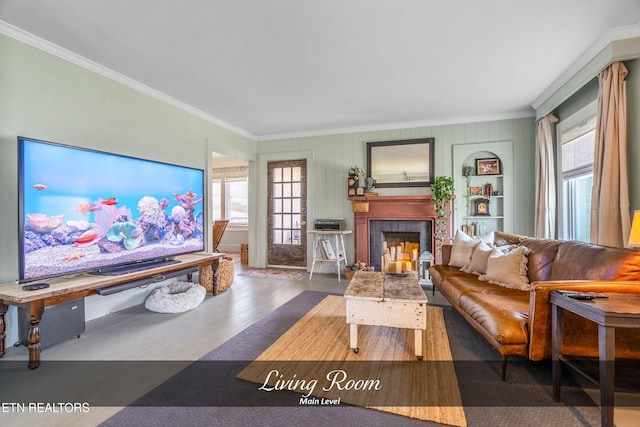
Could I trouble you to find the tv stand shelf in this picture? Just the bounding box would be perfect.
[0,252,224,369]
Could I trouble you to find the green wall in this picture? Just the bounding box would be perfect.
[253,118,536,264]
[625,59,640,214]
[0,33,256,283]
[0,33,258,346]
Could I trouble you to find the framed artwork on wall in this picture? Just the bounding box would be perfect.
[476,157,501,175]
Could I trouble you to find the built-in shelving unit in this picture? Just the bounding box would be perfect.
[452,141,513,237]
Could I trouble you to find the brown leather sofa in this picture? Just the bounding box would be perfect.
[430,231,640,379]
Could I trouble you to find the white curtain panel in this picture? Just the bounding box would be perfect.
[534,114,558,239]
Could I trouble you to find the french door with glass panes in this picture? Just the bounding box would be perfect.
[267,160,307,267]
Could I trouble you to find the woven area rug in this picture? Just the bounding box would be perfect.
[238,267,309,280]
[237,295,467,426]
[101,291,600,427]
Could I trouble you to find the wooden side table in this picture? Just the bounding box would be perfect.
[551,292,640,427]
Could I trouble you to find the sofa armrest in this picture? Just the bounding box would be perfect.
[528,280,640,360]
[440,244,452,265]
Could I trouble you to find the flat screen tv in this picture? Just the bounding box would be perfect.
[18,136,205,283]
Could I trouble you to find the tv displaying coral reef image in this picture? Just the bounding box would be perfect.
[18,136,205,282]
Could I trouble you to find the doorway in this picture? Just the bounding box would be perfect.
[267,159,307,267]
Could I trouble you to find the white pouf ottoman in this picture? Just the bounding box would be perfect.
[145,281,206,313]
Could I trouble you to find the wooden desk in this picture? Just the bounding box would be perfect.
[0,252,223,369]
[344,271,428,359]
[551,292,640,427]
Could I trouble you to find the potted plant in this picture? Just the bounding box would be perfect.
[430,176,454,257]
[462,166,474,218]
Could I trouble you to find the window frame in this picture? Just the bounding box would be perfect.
[211,167,249,229]
[556,100,597,241]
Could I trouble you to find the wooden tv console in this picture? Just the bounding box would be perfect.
[0,252,224,369]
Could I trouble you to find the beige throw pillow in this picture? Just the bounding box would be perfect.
[449,230,478,268]
[480,246,530,290]
[464,241,493,275]
[476,230,495,245]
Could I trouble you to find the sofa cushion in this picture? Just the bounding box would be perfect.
[549,241,640,281]
[429,264,455,287]
[480,246,530,290]
[430,265,481,301]
[518,237,562,282]
[432,266,518,304]
[457,291,530,347]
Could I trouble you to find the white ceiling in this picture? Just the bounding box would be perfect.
[2,1,640,140]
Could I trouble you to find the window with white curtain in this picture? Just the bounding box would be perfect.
[212,169,248,226]
[557,101,597,241]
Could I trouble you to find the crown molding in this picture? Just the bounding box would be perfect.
[0,20,257,141]
[257,110,535,141]
[531,22,640,110]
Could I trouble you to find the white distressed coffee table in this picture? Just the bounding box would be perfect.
[344,270,428,359]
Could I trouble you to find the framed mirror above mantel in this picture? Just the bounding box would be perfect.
[366,138,435,188]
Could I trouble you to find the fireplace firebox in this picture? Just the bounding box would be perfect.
[349,195,451,266]
[370,221,430,272]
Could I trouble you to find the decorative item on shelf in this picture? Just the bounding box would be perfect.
[478,222,487,235]
[461,222,486,237]
[476,157,501,175]
[365,176,376,193]
[470,186,483,196]
[483,183,493,197]
[474,198,490,216]
[348,165,364,178]
[348,165,366,197]
[429,176,454,256]
[348,176,358,197]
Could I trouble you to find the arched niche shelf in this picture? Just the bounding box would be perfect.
[452,141,513,238]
